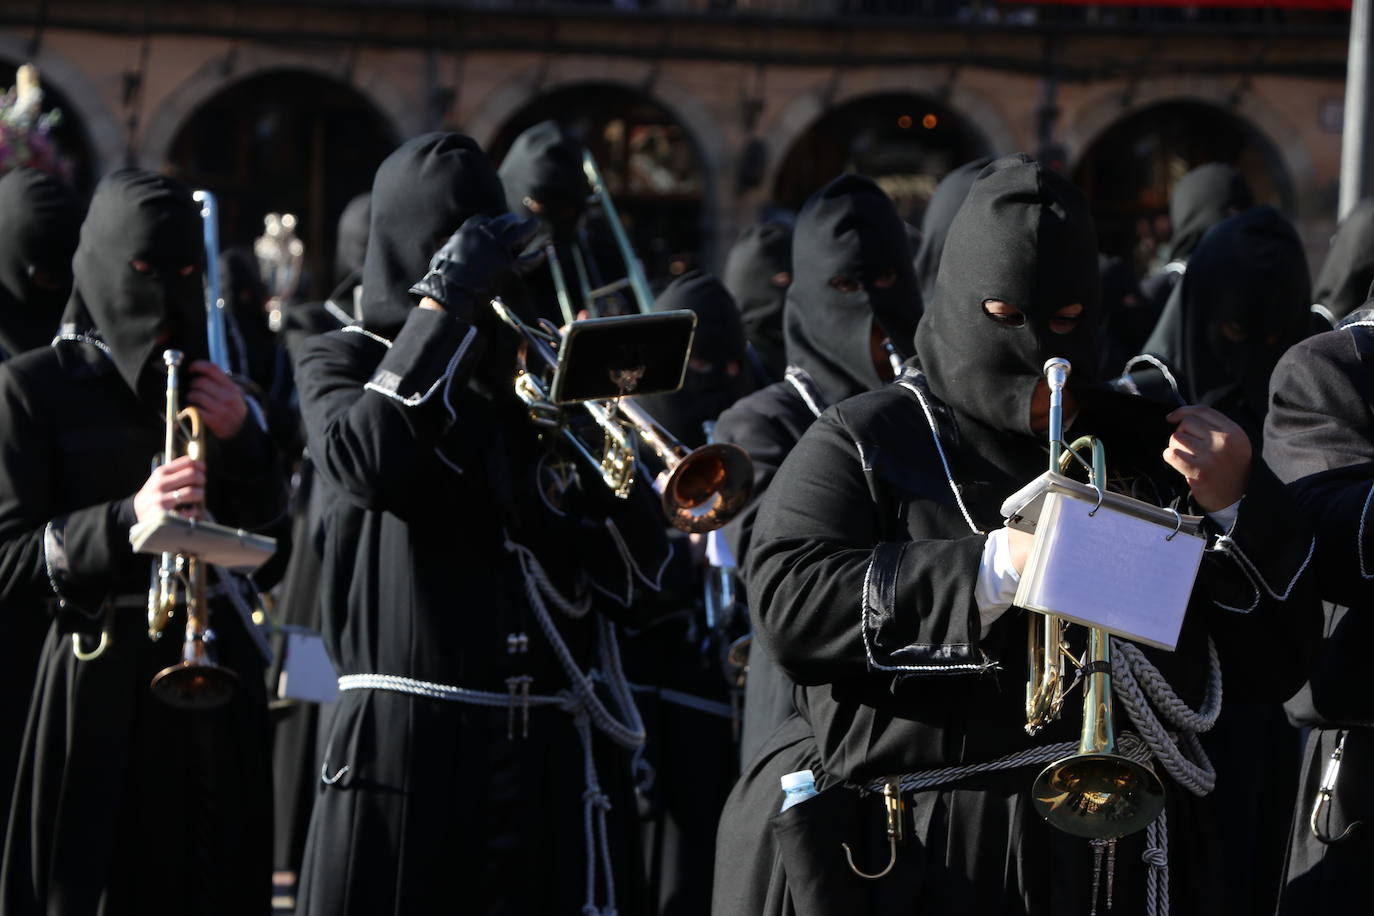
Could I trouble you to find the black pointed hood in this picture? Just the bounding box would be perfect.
[913,157,992,306]
[0,167,82,359]
[915,154,1101,440]
[783,174,921,406]
[722,221,791,382]
[498,120,590,244]
[1165,162,1253,262]
[634,269,753,448]
[60,169,205,398]
[360,133,507,337]
[1313,198,1374,322]
[1143,205,1310,436]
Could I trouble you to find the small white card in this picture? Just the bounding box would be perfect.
[277,630,339,704]
[130,513,276,572]
[1013,491,1206,651]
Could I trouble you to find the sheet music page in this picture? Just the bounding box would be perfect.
[1018,493,1205,651]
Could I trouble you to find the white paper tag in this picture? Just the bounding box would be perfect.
[277,630,339,704]
[1014,491,1205,651]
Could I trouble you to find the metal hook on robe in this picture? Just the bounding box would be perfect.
[1310,731,1362,845]
[842,778,904,880]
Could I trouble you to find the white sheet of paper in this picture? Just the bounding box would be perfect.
[277,630,339,704]
[129,513,276,572]
[1013,491,1206,651]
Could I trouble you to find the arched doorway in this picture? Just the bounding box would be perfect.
[1073,101,1293,277]
[163,70,397,299]
[0,61,97,196]
[488,83,707,284]
[773,92,991,221]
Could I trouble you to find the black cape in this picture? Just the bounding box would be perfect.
[293,134,670,916]
[715,173,922,766]
[1264,317,1374,913]
[713,155,1315,916]
[0,169,286,914]
[722,221,792,385]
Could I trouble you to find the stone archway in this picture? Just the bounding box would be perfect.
[160,68,399,298]
[1068,93,1299,275]
[0,37,121,193]
[769,89,998,222]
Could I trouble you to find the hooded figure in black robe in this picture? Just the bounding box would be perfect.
[499,120,598,324]
[0,167,82,362]
[912,156,991,307]
[712,173,921,767]
[1137,163,1254,335]
[711,154,1315,916]
[0,169,286,914]
[1122,205,1312,444]
[722,221,792,386]
[0,166,83,833]
[1263,309,1374,913]
[293,133,671,916]
[1312,199,1374,326]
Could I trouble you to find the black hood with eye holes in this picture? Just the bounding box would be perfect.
[334,192,371,286]
[915,154,1101,440]
[60,169,206,399]
[1165,162,1254,263]
[783,174,921,406]
[0,167,82,360]
[360,133,508,338]
[499,120,590,242]
[1143,205,1311,437]
[913,157,993,307]
[1313,198,1374,323]
[722,221,791,383]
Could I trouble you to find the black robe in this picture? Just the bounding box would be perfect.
[714,155,1314,916]
[0,169,286,916]
[0,166,82,840]
[714,174,921,769]
[1136,163,1255,342]
[293,133,669,916]
[1264,316,1374,913]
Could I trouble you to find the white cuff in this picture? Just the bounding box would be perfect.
[975,528,1021,631]
[1206,498,1242,534]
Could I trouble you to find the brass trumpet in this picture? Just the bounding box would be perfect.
[493,298,752,533]
[1024,358,1165,839]
[146,349,238,710]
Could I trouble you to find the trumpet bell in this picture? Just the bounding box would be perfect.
[662,443,754,534]
[150,654,238,711]
[1031,751,1166,839]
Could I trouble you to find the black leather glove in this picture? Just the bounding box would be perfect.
[409,213,540,321]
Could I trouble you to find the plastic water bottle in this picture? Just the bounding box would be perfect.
[779,769,818,812]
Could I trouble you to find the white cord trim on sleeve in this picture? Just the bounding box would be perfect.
[363,325,478,408]
[896,379,981,536]
[341,324,393,348]
[41,521,67,605]
[858,549,989,674]
[1358,479,1374,579]
[1208,533,1315,613]
[784,366,827,419]
[1122,354,1185,405]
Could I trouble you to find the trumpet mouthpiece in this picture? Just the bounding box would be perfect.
[1043,357,1071,376]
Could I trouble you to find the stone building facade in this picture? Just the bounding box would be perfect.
[0,1,1351,294]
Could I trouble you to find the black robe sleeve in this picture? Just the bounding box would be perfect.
[1264,330,1374,607]
[295,308,485,516]
[0,365,139,611]
[746,403,990,688]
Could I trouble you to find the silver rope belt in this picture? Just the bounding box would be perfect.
[858,637,1223,916]
[333,537,644,916]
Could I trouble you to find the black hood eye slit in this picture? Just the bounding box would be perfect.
[981,299,1026,327]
